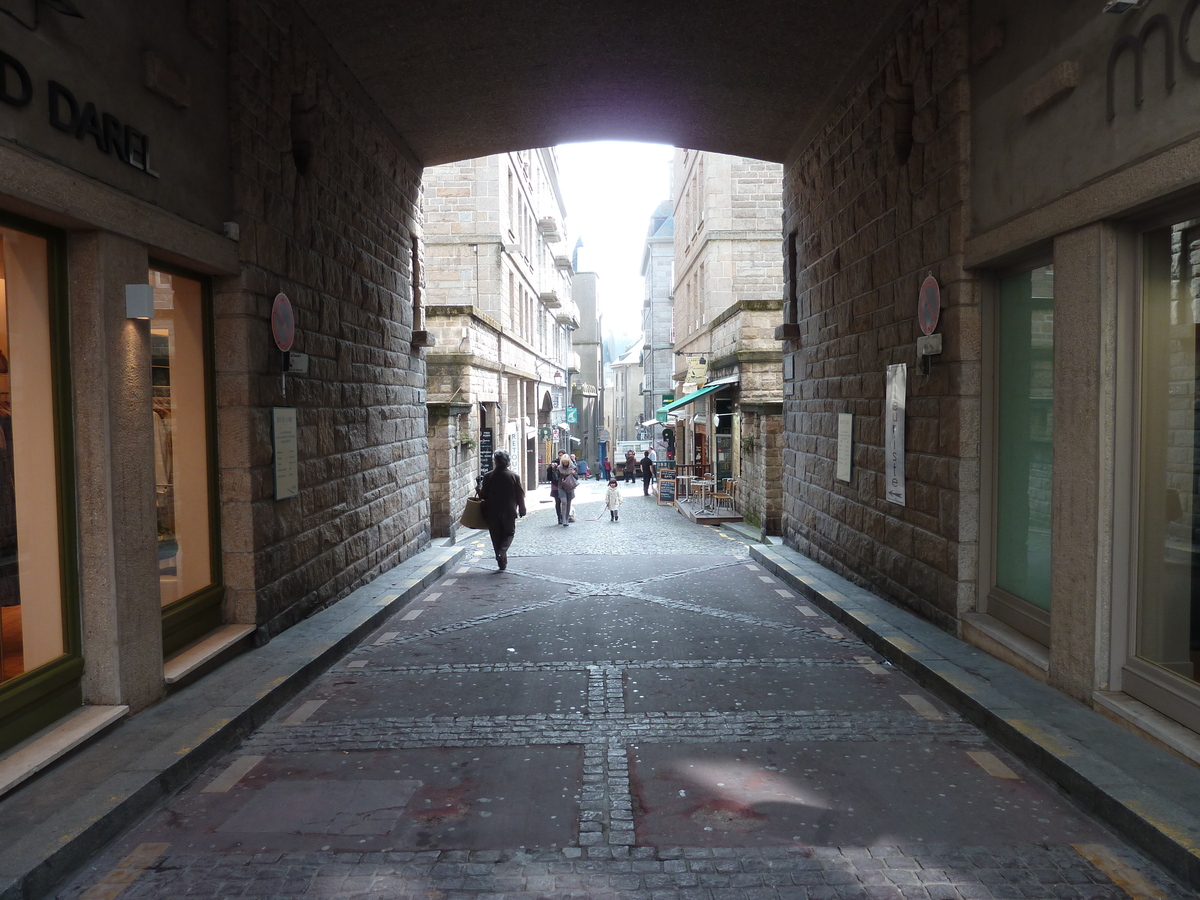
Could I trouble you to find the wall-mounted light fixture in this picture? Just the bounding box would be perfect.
[125,284,155,320]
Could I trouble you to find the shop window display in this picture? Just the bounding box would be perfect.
[150,270,212,607]
[1138,222,1200,682]
[0,227,64,684]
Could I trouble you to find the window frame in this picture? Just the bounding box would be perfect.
[980,249,1055,648]
[0,209,81,753]
[148,260,224,658]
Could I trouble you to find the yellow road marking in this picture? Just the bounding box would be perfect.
[901,694,944,720]
[202,756,263,793]
[282,700,326,726]
[1072,844,1167,899]
[967,750,1020,780]
[886,636,919,654]
[1007,719,1078,758]
[374,632,399,645]
[80,842,170,899]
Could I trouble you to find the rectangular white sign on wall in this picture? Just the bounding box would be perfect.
[884,364,906,506]
[836,413,853,483]
[272,407,299,500]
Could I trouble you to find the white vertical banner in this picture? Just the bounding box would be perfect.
[885,364,906,506]
[836,413,853,483]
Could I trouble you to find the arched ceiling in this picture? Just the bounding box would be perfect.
[297,0,909,167]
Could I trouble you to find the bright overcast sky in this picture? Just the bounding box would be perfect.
[555,141,675,349]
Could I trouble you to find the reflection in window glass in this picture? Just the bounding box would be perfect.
[0,227,64,684]
[1138,223,1200,681]
[151,270,212,607]
[995,266,1054,611]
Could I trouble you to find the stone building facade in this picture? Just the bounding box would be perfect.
[771,0,1200,764]
[641,201,675,453]
[665,150,784,529]
[421,151,576,536]
[0,0,433,753]
[570,271,602,467]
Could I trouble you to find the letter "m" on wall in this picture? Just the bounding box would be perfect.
[1107,14,1176,122]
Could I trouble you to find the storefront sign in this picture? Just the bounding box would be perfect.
[0,48,160,176]
[271,407,299,500]
[479,426,493,473]
[837,413,853,483]
[565,406,578,424]
[884,365,906,506]
[686,355,708,383]
[1107,2,1200,122]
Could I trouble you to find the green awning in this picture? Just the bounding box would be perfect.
[656,378,737,418]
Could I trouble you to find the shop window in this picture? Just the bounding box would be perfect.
[150,270,214,613]
[1136,222,1200,683]
[0,227,65,685]
[990,265,1054,643]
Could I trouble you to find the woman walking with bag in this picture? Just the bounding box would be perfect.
[478,450,526,570]
[555,453,578,526]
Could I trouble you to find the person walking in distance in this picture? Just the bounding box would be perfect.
[555,452,579,526]
[624,448,637,483]
[639,449,656,496]
[478,450,526,571]
[605,479,622,521]
[546,458,563,524]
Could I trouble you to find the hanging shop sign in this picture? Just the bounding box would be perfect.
[0,49,160,176]
[884,364,906,506]
[565,406,578,424]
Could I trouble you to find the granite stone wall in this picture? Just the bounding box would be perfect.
[218,0,430,637]
[781,0,977,630]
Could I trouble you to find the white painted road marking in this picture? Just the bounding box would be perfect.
[401,609,424,620]
[968,750,1020,780]
[423,592,443,603]
[901,694,944,720]
[347,660,368,668]
[795,605,818,617]
[202,756,263,793]
[375,632,399,645]
[283,700,326,726]
[821,626,844,639]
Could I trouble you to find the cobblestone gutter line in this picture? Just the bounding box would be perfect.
[0,542,466,900]
[750,542,1200,891]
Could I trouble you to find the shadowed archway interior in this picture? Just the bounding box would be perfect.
[296,0,910,165]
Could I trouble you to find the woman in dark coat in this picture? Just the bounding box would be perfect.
[478,450,526,570]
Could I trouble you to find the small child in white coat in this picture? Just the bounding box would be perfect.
[605,479,622,521]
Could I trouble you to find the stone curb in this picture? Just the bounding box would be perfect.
[0,540,468,900]
[749,542,1200,890]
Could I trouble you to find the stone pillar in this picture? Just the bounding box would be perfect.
[69,232,163,712]
[1049,223,1115,701]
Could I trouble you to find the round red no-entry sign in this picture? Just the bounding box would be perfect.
[272,292,295,352]
[918,275,940,336]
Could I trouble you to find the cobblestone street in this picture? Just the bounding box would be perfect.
[55,496,1192,899]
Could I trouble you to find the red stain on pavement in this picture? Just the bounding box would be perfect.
[405,780,475,825]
